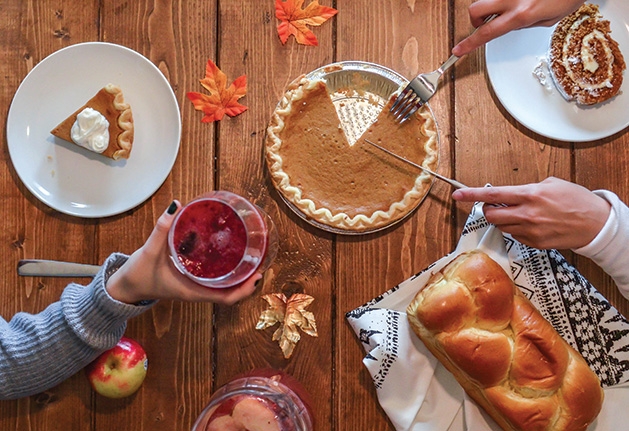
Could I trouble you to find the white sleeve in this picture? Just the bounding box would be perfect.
[573,190,629,299]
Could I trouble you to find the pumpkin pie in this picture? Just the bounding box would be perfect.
[549,3,625,105]
[51,83,134,160]
[265,76,438,232]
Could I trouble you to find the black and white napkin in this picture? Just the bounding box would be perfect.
[346,202,629,431]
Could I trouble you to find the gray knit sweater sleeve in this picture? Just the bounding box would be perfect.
[0,253,155,400]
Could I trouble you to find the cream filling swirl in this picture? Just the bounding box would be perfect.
[563,17,614,90]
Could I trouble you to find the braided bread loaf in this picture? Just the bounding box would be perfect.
[407,250,604,431]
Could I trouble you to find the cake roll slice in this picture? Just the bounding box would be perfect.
[549,3,625,106]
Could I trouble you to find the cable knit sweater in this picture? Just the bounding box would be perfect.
[0,253,154,400]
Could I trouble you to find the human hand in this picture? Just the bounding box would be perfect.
[452,0,585,56]
[106,201,262,306]
[451,177,611,250]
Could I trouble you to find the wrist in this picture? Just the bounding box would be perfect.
[106,265,145,305]
[585,194,612,243]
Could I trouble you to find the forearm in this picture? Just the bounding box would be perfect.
[573,191,629,298]
[0,253,154,400]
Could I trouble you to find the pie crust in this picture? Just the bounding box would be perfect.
[51,83,134,160]
[266,76,438,232]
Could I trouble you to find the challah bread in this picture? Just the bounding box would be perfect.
[406,250,604,431]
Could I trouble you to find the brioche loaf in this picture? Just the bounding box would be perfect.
[549,3,625,105]
[406,250,604,431]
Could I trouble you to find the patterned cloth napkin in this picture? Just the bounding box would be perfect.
[346,202,629,431]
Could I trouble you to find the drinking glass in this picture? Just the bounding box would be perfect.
[168,191,278,288]
[192,369,313,431]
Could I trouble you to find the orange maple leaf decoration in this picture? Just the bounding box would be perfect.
[275,0,338,46]
[186,59,247,122]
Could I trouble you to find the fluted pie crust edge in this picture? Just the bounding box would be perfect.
[265,76,438,232]
[51,83,134,160]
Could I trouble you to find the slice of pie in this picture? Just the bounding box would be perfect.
[51,83,134,160]
[549,3,625,105]
[265,76,438,232]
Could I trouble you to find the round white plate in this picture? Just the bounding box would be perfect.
[7,42,181,217]
[485,0,629,142]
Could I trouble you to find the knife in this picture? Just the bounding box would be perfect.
[364,139,468,189]
[17,259,101,277]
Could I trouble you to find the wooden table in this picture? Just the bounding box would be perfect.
[1,1,627,430]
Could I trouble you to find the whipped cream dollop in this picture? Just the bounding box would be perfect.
[70,108,110,153]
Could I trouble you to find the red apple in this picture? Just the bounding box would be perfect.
[85,336,148,398]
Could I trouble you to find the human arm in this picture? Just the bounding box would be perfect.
[106,200,261,305]
[0,202,260,400]
[0,254,150,400]
[452,177,629,297]
[452,177,610,249]
[572,190,629,298]
[451,0,585,56]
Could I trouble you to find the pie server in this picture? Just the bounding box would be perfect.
[364,139,468,189]
[17,259,101,277]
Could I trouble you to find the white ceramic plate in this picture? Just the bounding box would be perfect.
[7,42,181,217]
[485,0,629,142]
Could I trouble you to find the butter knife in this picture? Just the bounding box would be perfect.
[18,259,101,277]
[364,139,468,189]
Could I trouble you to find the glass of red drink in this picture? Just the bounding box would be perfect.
[168,191,278,288]
[192,369,314,431]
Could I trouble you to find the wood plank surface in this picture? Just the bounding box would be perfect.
[1,2,99,431]
[213,1,335,429]
[335,1,453,430]
[0,0,628,430]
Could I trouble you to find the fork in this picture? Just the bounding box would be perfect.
[390,14,498,123]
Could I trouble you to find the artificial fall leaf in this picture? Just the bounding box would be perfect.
[186,59,247,122]
[256,293,318,358]
[275,0,338,46]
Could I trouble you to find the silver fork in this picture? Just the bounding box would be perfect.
[390,14,497,123]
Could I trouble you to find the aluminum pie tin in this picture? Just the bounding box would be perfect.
[268,61,440,236]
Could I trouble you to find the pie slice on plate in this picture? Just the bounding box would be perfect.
[265,75,438,232]
[51,83,134,160]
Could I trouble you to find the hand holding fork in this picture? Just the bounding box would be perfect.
[390,14,497,123]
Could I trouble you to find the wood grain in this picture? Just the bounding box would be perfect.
[0,2,98,431]
[0,0,628,430]
[335,1,453,430]
[213,1,335,428]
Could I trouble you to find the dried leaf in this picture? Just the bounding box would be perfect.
[256,293,318,358]
[285,293,317,336]
[186,59,247,122]
[275,0,338,46]
[256,293,287,330]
